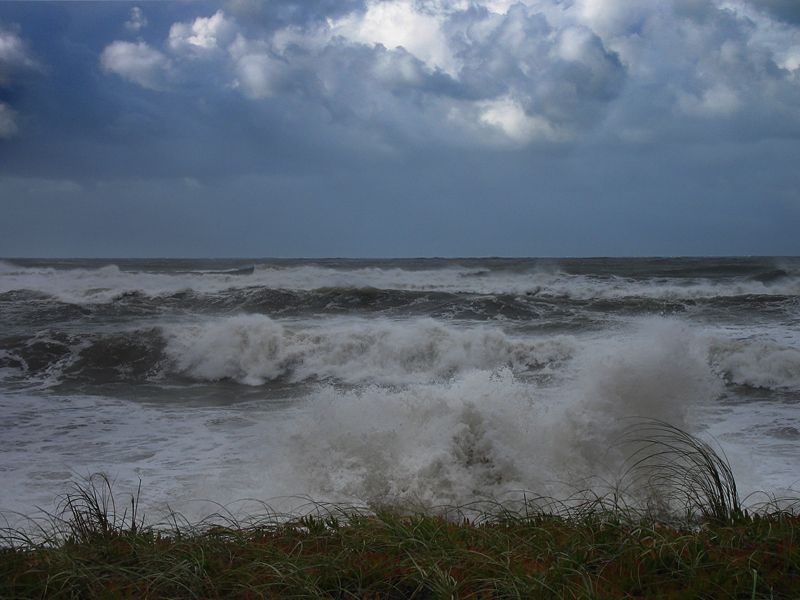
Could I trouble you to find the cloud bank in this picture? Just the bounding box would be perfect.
[0,1,798,257]
[96,0,800,148]
[0,24,39,138]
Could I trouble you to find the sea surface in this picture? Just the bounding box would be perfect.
[1,257,799,520]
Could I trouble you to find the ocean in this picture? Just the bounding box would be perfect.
[1,257,798,520]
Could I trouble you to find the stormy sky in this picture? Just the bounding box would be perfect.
[0,0,798,257]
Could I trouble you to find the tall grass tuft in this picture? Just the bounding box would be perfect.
[54,473,144,543]
[621,419,743,523]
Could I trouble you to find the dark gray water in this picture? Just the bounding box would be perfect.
[1,257,799,517]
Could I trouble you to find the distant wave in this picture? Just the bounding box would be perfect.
[1,262,798,305]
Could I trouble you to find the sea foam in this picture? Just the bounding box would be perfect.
[710,337,800,391]
[164,315,575,385]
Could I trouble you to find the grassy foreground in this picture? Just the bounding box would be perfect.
[2,501,799,599]
[1,423,799,599]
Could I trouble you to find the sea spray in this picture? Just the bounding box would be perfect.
[281,320,723,507]
[562,319,724,484]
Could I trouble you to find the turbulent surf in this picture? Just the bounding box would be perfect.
[0,257,798,518]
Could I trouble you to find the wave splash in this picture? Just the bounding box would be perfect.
[280,321,722,506]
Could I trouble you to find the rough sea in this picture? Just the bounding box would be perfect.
[1,257,798,520]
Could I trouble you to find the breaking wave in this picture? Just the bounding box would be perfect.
[165,315,579,386]
[710,337,800,392]
[0,316,575,387]
[3,315,799,394]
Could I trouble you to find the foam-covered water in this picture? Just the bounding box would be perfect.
[1,257,798,519]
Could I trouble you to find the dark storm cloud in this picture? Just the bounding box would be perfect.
[0,0,799,257]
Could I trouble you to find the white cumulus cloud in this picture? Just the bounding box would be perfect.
[232,51,284,98]
[328,0,459,75]
[96,0,800,147]
[168,10,237,54]
[227,34,290,98]
[0,25,41,139]
[479,96,568,144]
[0,25,39,85]
[125,7,148,33]
[100,40,171,90]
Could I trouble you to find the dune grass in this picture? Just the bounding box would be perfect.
[1,423,799,599]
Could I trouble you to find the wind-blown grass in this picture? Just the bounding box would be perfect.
[620,419,743,523]
[1,423,798,599]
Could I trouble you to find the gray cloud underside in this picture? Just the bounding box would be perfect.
[94,0,800,150]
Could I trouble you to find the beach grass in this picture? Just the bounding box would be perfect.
[1,423,799,599]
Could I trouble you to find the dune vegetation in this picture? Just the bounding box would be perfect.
[1,422,798,599]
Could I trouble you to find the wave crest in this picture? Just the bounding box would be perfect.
[710,337,800,391]
[165,315,573,385]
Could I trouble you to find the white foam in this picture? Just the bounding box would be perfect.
[709,336,800,391]
[0,391,298,522]
[699,401,800,498]
[164,315,576,385]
